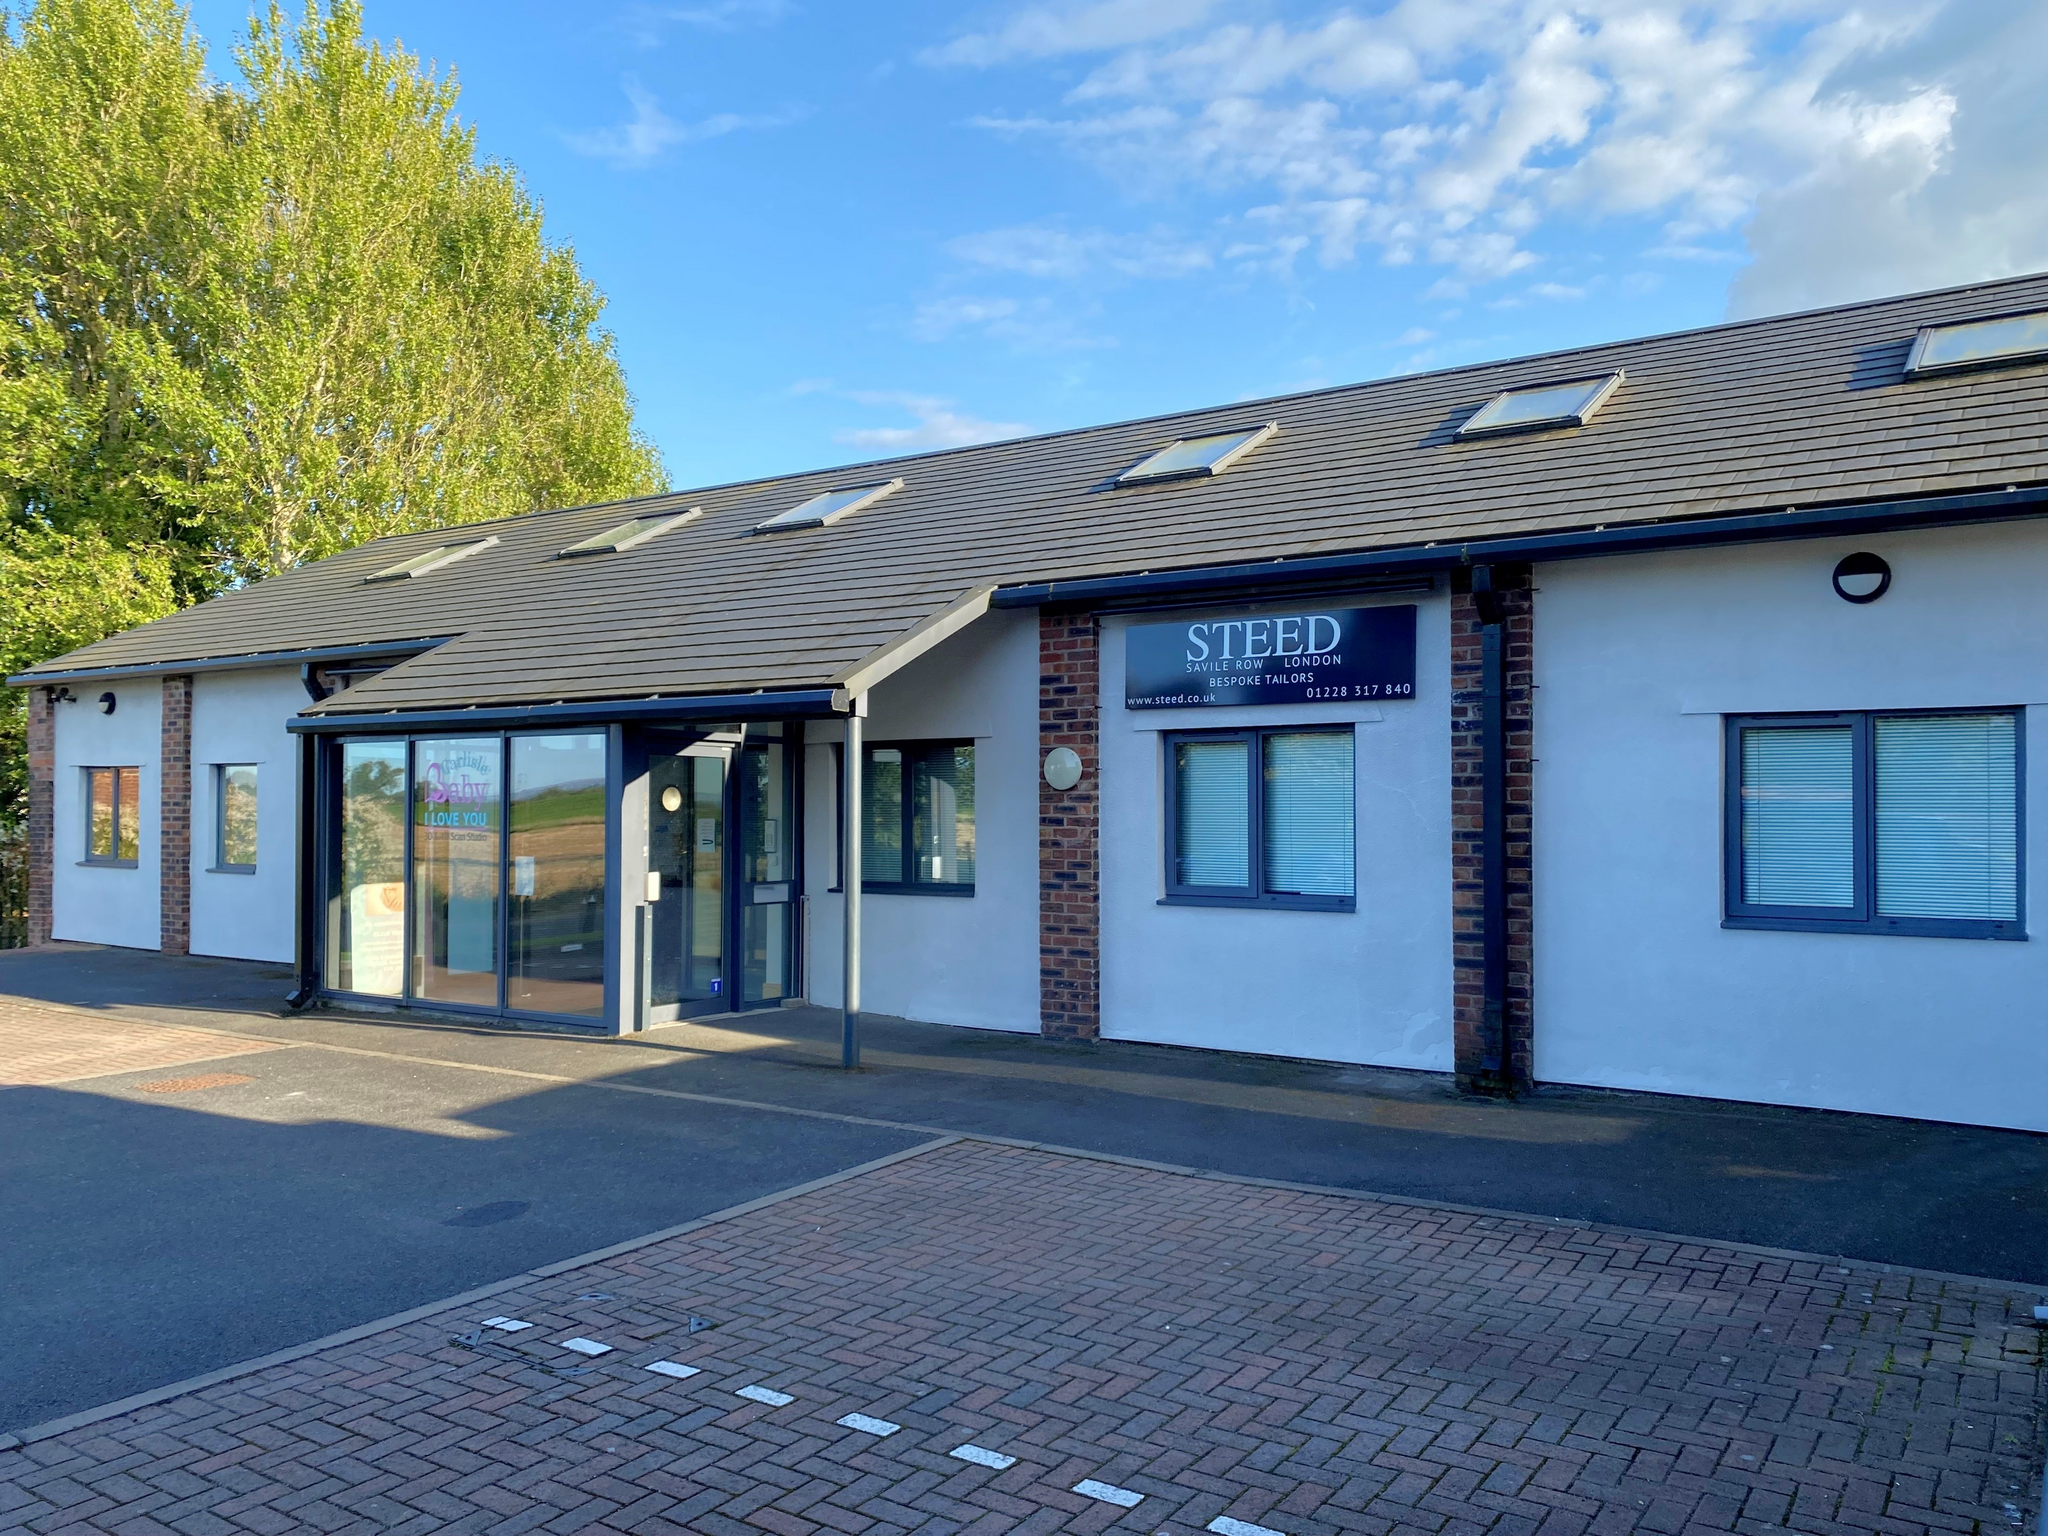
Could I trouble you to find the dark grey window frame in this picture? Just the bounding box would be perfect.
[1161,725,1356,913]
[1723,708,2026,940]
[210,762,259,874]
[830,739,976,897]
[80,764,140,868]
[316,730,618,1029]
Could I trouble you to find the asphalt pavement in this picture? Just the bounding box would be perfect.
[4,942,2045,1438]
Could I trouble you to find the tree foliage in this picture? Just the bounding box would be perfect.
[0,0,665,836]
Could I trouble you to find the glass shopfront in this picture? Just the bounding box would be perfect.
[326,731,611,1022]
[322,722,801,1028]
[509,735,608,1017]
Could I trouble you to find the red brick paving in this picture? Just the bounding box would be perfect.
[2,1140,2039,1536]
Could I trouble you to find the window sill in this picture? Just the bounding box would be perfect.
[860,882,975,898]
[207,865,258,876]
[1722,915,2025,941]
[77,858,138,869]
[1159,893,1355,913]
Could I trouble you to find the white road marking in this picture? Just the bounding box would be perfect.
[837,1413,900,1436]
[644,1361,700,1379]
[558,1338,612,1356]
[949,1444,1016,1470]
[1209,1517,1287,1536]
[1073,1479,1143,1508]
[480,1318,532,1332]
[736,1385,794,1406]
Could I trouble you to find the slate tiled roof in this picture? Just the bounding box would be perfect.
[15,270,2048,714]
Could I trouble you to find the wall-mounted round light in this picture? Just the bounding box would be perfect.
[98,691,116,715]
[1832,552,1891,604]
[1043,746,1083,791]
[660,785,683,812]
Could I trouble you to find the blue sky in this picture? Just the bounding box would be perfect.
[182,0,2047,493]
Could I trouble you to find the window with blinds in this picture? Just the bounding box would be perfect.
[1727,710,2022,938]
[1874,713,2018,921]
[1264,732,1355,897]
[1174,739,1250,888]
[1166,726,1354,909]
[1739,726,1854,908]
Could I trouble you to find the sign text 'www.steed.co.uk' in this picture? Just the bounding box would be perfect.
[1124,605,1418,709]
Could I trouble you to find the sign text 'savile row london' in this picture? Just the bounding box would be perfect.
[1124,605,1418,709]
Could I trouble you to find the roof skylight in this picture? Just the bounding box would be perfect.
[1455,372,1624,440]
[1118,423,1277,485]
[364,536,498,584]
[755,478,904,533]
[1904,310,2048,378]
[557,507,700,557]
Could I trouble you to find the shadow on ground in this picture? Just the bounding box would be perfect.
[3,943,2045,1434]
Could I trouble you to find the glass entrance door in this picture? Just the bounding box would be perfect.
[738,739,794,1005]
[643,727,798,1021]
[649,741,730,1017]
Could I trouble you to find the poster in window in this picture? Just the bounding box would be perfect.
[1125,605,1417,709]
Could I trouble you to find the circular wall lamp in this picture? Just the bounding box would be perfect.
[1042,746,1084,791]
[660,785,684,812]
[98,691,116,715]
[1832,552,1891,604]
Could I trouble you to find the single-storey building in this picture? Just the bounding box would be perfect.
[13,273,2048,1130]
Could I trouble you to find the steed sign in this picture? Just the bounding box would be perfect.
[1125,605,1417,709]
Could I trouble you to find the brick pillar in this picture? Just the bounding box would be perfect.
[1450,576,1534,1092]
[25,688,55,946]
[160,674,193,955]
[1039,610,1100,1040]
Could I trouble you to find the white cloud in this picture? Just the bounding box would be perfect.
[834,391,1031,451]
[619,0,792,47]
[947,222,1212,278]
[565,80,802,167]
[910,294,1113,350]
[922,0,1218,67]
[927,0,2048,314]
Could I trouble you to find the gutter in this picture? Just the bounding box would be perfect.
[285,687,850,735]
[8,637,451,690]
[990,483,2048,609]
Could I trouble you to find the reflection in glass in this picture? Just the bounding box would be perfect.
[87,767,141,863]
[508,734,608,1017]
[412,737,501,1007]
[911,746,975,886]
[741,741,792,1004]
[218,764,258,868]
[862,747,903,883]
[335,742,406,995]
[650,748,725,1011]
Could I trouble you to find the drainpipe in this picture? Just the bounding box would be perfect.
[285,731,319,1010]
[841,698,865,1068]
[1471,566,1509,1089]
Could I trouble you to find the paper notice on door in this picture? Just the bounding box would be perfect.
[348,881,404,994]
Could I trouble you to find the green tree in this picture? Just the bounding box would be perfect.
[0,0,665,874]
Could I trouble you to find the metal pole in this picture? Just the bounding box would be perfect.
[841,704,863,1068]
[835,708,860,1073]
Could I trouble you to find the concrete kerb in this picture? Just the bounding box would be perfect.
[0,1136,960,1451]
[8,993,2048,1461]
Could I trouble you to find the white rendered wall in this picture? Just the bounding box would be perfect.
[188,667,304,963]
[50,681,162,950]
[1535,523,2048,1131]
[803,607,1040,1032]
[1098,592,1454,1068]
